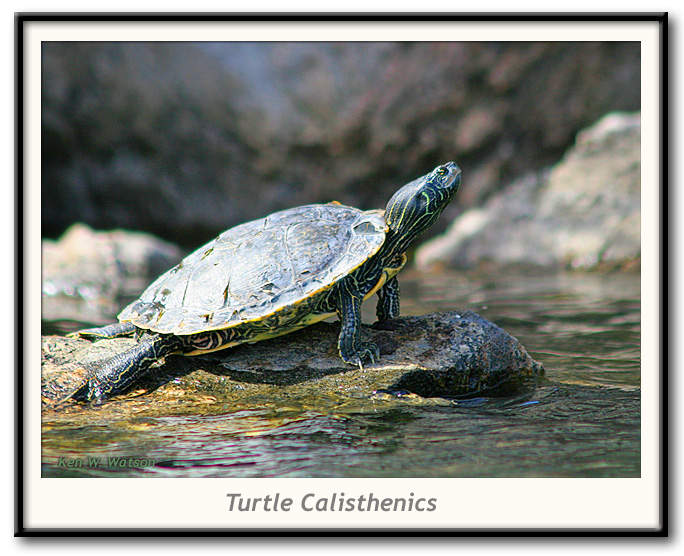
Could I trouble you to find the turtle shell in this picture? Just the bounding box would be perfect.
[118,204,387,335]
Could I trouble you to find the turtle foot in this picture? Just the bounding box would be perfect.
[65,375,106,405]
[341,341,380,370]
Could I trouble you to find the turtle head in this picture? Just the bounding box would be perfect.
[384,162,461,253]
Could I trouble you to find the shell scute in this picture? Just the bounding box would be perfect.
[118,204,386,335]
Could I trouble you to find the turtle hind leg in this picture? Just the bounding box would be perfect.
[67,334,181,404]
[70,321,137,340]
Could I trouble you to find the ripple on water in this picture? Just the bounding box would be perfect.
[42,270,640,478]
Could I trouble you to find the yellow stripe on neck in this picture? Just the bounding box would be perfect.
[364,253,407,300]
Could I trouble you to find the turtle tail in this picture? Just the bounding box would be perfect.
[69,321,137,340]
[67,334,182,404]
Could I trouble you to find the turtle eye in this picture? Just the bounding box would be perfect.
[437,166,448,176]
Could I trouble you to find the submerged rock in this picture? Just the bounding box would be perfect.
[41,311,543,413]
[416,112,641,271]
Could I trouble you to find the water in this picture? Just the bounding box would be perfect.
[41,269,640,478]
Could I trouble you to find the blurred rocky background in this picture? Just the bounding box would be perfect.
[41,41,641,327]
[416,111,641,272]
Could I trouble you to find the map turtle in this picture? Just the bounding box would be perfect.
[71,162,462,403]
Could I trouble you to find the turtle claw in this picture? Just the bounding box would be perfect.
[68,375,106,405]
[342,341,380,370]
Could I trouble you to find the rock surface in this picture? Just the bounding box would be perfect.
[42,223,183,327]
[42,42,640,247]
[42,311,544,415]
[416,112,641,271]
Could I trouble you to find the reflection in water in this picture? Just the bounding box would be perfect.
[42,270,640,478]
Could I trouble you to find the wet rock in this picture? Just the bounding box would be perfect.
[41,311,543,413]
[42,223,183,327]
[42,42,640,247]
[416,112,641,271]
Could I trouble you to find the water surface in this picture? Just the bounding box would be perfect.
[42,269,640,478]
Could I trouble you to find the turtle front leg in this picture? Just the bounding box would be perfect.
[336,279,380,369]
[376,276,400,322]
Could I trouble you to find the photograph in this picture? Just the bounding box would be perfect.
[18,14,665,534]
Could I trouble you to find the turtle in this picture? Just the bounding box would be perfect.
[69,162,461,403]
